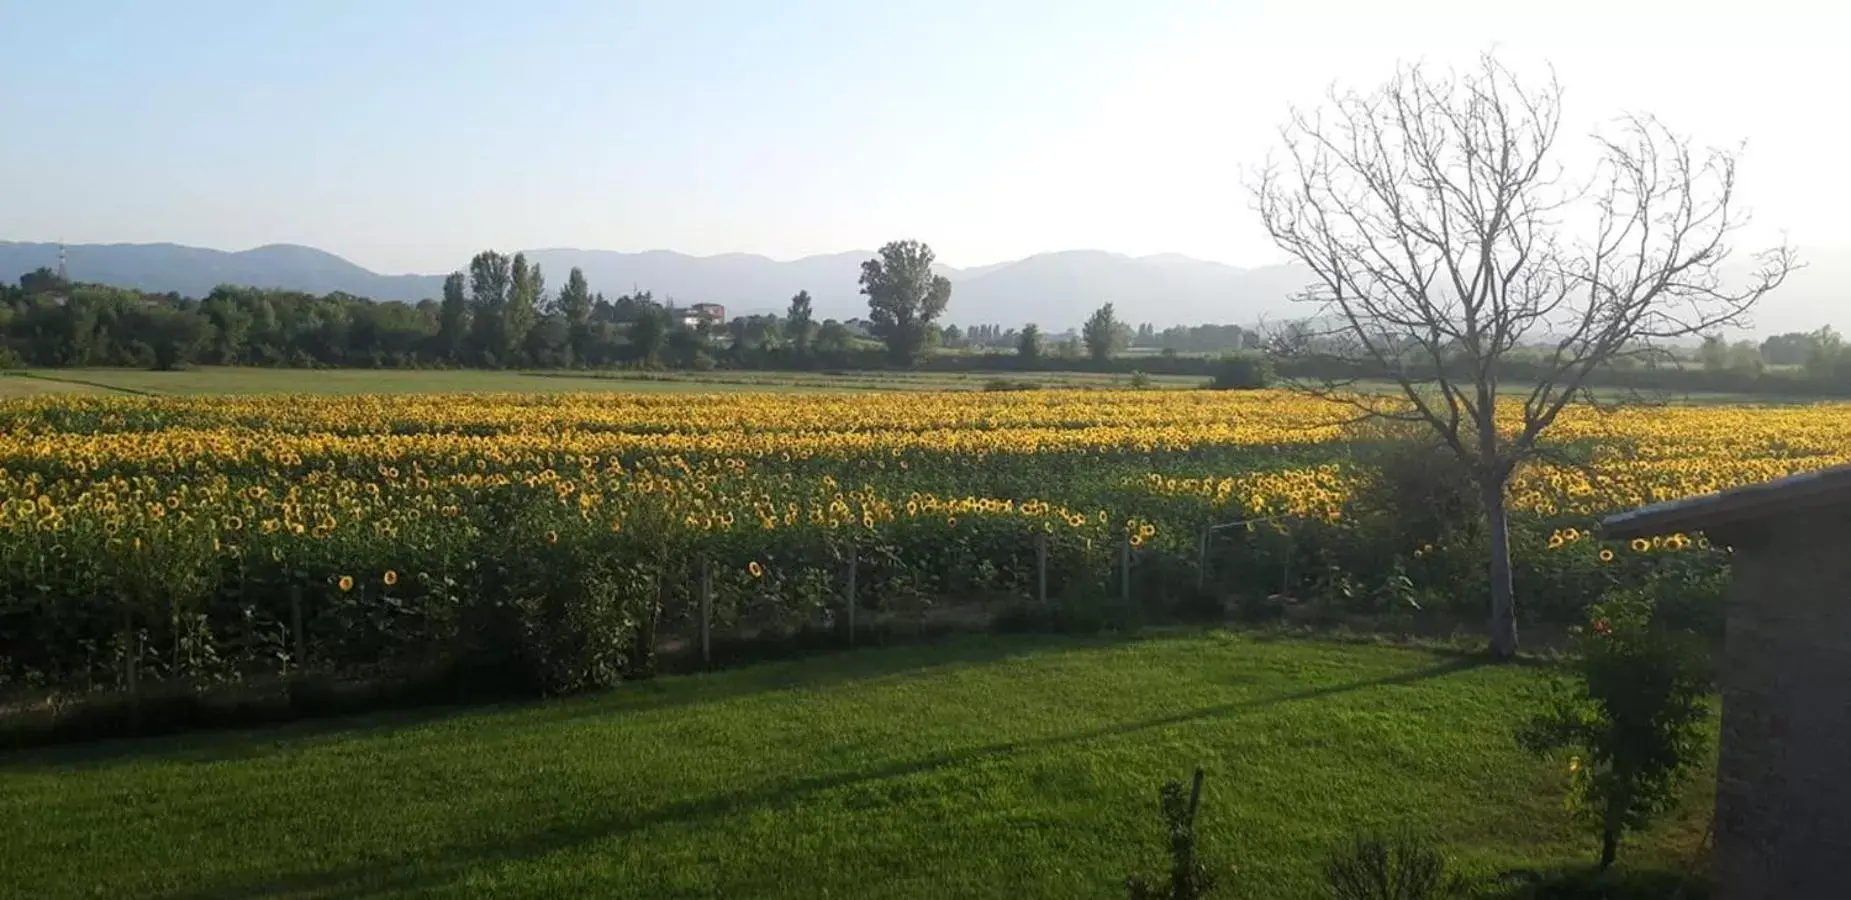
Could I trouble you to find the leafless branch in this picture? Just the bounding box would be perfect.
[1251,52,1798,486]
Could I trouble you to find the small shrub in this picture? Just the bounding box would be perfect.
[1129,370,1155,389]
[1346,421,1483,550]
[1208,353,1274,390]
[1125,768,1227,900]
[1518,594,1713,868]
[1325,831,1467,900]
[513,565,640,695]
[1639,567,1729,641]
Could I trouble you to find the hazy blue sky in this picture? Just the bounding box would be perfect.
[2,1,1845,273]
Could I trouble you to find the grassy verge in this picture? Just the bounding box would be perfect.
[0,367,1207,398]
[6,366,1810,402]
[0,633,1711,899]
[0,368,851,397]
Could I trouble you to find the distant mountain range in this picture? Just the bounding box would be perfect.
[2,239,1840,333]
[0,241,1310,330]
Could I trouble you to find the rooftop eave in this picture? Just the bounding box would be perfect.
[1600,463,1851,540]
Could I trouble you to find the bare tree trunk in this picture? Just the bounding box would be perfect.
[1599,783,1630,868]
[1483,480,1519,661]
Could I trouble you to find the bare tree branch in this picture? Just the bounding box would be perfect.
[1248,52,1798,658]
[1254,53,1795,477]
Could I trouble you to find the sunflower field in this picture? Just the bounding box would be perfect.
[2,390,1846,697]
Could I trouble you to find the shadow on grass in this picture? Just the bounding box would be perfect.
[151,655,1482,900]
[1240,623,1567,667]
[1478,865,1709,899]
[1,633,1134,772]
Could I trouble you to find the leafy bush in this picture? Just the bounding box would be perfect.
[1126,768,1227,899]
[1518,593,1714,868]
[1335,421,1491,616]
[1208,353,1274,390]
[1637,566,1729,641]
[1346,421,1483,551]
[512,560,643,695]
[1325,832,1467,900]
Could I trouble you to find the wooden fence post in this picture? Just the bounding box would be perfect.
[699,559,713,667]
[289,584,305,674]
[122,603,138,695]
[117,593,141,728]
[128,627,142,729]
[1197,526,1211,591]
[1035,532,1048,606]
[1120,527,1132,608]
[845,543,858,646]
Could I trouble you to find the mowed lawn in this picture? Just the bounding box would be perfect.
[0,634,1711,899]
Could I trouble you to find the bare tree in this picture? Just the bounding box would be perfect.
[1253,55,1796,660]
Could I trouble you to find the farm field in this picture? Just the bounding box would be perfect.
[0,633,1716,899]
[3,388,1849,697]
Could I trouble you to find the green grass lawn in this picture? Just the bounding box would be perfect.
[0,633,1711,899]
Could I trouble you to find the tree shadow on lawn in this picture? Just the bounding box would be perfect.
[1240,624,1567,667]
[153,656,1483,900]
[0,633,1143,773]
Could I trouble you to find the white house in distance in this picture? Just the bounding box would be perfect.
[679,303,726,329]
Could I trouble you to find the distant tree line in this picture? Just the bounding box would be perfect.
[0,241,960,372]
[947,320,1263,357]
[1132,322,1264,354]
[0,257,862,372]
[5,248,1850,396]
[1694,326,1851,382]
